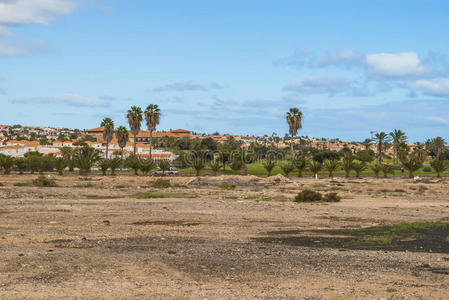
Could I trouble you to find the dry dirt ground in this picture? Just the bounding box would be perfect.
[0,174,449,299]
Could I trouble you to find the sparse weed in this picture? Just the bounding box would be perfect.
[150,179,172,189]
[32,175,57,187]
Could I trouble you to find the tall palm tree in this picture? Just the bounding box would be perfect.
[144,104,161,160]
[389,129,407,164]
[127,106,143,155]
[116,126,129,163]
[426,137,446,160]
[374,132,391,163]
[101,117,114,159]
[286,107,303,161]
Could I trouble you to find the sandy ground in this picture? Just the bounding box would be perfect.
[0,174,449,299]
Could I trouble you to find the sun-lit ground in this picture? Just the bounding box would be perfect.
[1,174,449,299]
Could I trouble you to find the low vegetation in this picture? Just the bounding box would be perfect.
[293,189,341,203]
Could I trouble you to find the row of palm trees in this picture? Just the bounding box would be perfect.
[100,104,161,160]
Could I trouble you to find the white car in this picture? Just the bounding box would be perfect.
[152,167,179,175]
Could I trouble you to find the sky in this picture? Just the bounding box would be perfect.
[1,0,449,142]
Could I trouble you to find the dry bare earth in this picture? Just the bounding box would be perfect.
[0,174,449,299]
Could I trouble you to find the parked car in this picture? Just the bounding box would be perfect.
[152,167,179,175]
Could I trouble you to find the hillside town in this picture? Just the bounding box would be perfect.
[0,124,402,159]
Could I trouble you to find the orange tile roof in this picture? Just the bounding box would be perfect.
[170,129,191,133]
[86,126,104,133]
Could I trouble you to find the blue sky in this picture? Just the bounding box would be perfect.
[1,0,449,142]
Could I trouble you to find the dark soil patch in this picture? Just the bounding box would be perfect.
[255,222,449,254]
[131,220,201,226]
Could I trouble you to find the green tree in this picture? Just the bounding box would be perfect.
[263,159,276,177]
[351,161,367,178]
[323,159,340,178]
[430,159,448,178]
[116,126,129,169]
[342,154,354,178]
[286,107,303,161]
[54,157,67,175]
[381,164,394,178]
[74,146,100,175]
[0,155,15,175]
[374,132,391,163]
[293,156,307,177]
[99,159,110,176]
[209,159,222,176]
[127,106,143,155]
[371,164,382,178]
[125,155,140,175]
[281,163,295,176]
[101,117,115,159]
[144,104,161,160]
[15,158,27,174]
[109,157,121,175]
[403,158,423,178]
[138,158,156,175]
[158,160,171,175]
[308,160,323,178]
[389,129,407,164]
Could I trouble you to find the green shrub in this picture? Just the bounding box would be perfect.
[13,182,28,187]
[32,175,57,187]
[294,189,322,202]
[322,192,341,202]
[294,189,341,202]
[218,182,236,190]
[422,166,432,172]
[150,178,172,188]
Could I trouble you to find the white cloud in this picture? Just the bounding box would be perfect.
[319,49,364,68]
[0,25,12,36]
[0,0,75,25]
[412,78,449,96]
[284,76,351,95]
[153,81,208,92]
[11,94,109,107]
[365,52,431,77]
[0,42,25,56]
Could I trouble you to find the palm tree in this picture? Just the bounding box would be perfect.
[371,164,382,178]
[158,160,170,175]
[412,144,427,163]
[426,137,446,160]
[74,146,100,175]
[403,158,423,178]
[101,117,114,159]
[374,132,391,163]
[116,126,129,166]
[209,159,222,176]
[127,106,143,155]
[144,104,161,160]
[293,156,307,177]
[308,160,323,178]
[286,107,303,161]
[281,163,295,176]
[389,129,407,164]
[342,154,354,178]
[263,159,276,177]
[430,159,448,178]
[324,159,340,178]
[380,164,394,178]
[351,161,367,178]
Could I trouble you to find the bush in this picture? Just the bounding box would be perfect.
[218,182,236,190]
[422,166,432,172]
[322,192,341,202]
[32,175,57,187]
[150,178,172,188]
[294,189,322,202]
[294,189,341,202]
